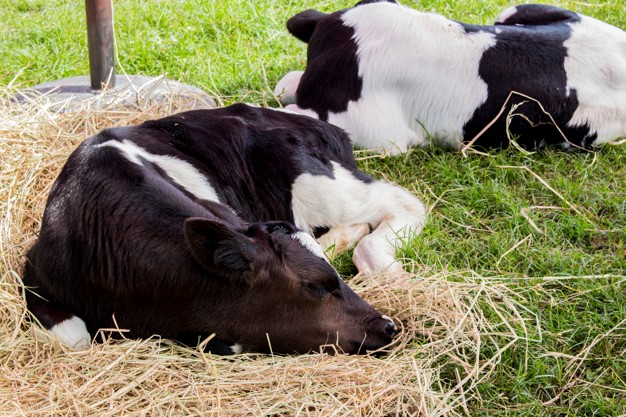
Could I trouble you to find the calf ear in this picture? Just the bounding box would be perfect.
[287,9,327,43]
[184,218,258,281]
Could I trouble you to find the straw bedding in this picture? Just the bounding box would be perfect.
[0,88,532,416]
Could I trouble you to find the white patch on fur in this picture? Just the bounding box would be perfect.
[293,231,328,260]
[291,162,426,274]
[97,139,221,202]
[495,6,518,24]
[268,106,309,117]
[284,104,321,120]
[230,343,243,354]
[50,316,91,350]
[274,70,304,105]
[327,3,496,152]
[563,16,626,145]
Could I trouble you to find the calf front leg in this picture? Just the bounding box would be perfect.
[292,161,426,275]
[274,71,304,105]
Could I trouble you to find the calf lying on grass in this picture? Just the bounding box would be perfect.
[276,1,626,153]
[24,104,426,354]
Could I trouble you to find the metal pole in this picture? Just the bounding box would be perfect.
[85,0,115,90]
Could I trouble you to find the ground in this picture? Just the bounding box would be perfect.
[0,0,624,415]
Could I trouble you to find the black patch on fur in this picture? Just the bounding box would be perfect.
[354,0,397,6]
[23,104,376,353]
[461,5,593,149]
[312,226,331,239]
[138,103,363,221]
[495,4,580,26]
[295,12,363,121]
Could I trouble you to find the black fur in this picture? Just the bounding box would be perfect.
[286,9,328,43]
[288,11,363,122]
[286,3,610,149]
[460,9,592,149]
[23,104,392,354]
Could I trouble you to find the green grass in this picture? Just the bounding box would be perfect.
[1,0,625,415]
[378,147,626,416]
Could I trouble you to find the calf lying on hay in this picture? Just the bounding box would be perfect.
[23,102,428,355]
[0,89,533,415]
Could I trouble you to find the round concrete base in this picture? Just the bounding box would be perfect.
[17,75,215,112]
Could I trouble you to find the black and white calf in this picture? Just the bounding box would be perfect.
[276,1,626,153]
[24,104,425,354]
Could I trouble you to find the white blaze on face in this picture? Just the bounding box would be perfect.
[381,315,396,326]
[293,231,328,261]
[381,315,398,335]
[96,139,221,203]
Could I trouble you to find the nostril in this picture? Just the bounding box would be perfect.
[384,320,399,338]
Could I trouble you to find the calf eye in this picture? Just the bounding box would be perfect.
[306,283,329,298]
[306,282,340,298]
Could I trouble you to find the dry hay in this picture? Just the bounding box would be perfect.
[0,87,535,416]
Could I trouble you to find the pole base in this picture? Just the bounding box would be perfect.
[17,75,215,112]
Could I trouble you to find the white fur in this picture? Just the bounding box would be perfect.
[291,162,426,274]
[230,343,243,354]
[564,16,626,145]
[274,70,303,105]
[284,3,626,151]
[293,231,328,260]
[327,3,495,153]
[495,6,518,24]
[50,316,91,350]
[97,139,221,202]
[284,104,321,120]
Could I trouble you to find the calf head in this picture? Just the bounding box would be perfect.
[184,218,398,354]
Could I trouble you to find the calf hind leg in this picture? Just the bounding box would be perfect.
[317,223,372,260]
[292,161,426,275]
[26,291,91,350]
